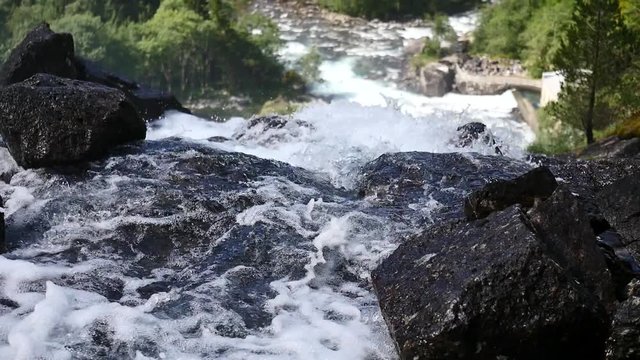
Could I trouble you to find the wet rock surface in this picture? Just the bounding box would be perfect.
[373,198,611,360]
[370,153,640,359]
[608,280,640,360]
[3,139,351,349]
[464,166,557,220]
[454,122,503,154]
[0,23,77,86]
[358,151,531,222]
[598,175,640,246]
[0,74,145,168]
[0,25,187,121]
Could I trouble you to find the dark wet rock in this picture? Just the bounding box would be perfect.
[464,166,557,220]
[597,230,640,299]
[539,157,640,233]
[454,122,502,155]
[235,115,314,144]
[310,247,360,289]
[59,272,125,301]
[527,187,614,308]
[580,137,640,160]
[207,136,232,143]
[607,280,640,360]
[597,175,640,246]
[136,281,173,299]
[248,115,290,130]
[0,197,4,253]
[6,139,347,333]
[0,74,145,168]
[0,23,77,86]
[0,297,19,309]
[76,59,190,121]
[373,190,612,360]
[358,152,531,222]
[0,24,188,121]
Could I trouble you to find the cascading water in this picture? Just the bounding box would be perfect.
[0,2,534,360]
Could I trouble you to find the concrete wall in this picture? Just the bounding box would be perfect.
[512,90,539,134]
[540,71,564,107]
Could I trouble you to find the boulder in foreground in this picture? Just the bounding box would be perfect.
[373,188,612,360]
[0,23,188,121]
[0,74,145,168]
[0,23,77,86]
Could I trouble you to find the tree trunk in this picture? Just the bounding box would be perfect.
[585,84,596,144]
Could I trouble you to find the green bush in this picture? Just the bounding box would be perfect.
[0,0,296,104]
[473,0,573,77]
[527,108,586,155]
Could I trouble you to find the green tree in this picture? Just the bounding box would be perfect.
[551,0,635,144]
[620,0,640,31]
[473,0,540,58]
[519,0,572,77]
[137,0,203,93]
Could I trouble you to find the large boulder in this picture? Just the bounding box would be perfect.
[0,24,77,86]
[464,166,557,220]
[537,156,640,233]
[372,188,613,360]
[607,280,640,360]
[76,59,190,121]
[0,74,145,168]
[0,24,189,121]
[597,175,640,246]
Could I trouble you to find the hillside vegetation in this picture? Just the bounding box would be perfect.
[0,0,301,103]
[474,0,640,153]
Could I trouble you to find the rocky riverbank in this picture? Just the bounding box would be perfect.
[401,49,540,97]
[0,23,640,360]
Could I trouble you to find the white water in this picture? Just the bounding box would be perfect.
[0,4,534,360]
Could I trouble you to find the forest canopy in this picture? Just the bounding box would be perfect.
[0,0,299,102]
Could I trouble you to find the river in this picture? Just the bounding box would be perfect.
[0,2,535,359]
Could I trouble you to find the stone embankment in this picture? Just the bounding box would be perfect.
[403,53,542,97]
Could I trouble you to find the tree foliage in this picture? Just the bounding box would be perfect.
[473,0,573,77]
[0,0,295,102]
[550,0,637,144]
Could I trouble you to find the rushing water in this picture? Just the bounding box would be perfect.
[0,2,534,360]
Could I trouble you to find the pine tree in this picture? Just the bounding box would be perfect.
[552,0,634,144]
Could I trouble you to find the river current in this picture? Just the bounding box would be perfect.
[0,2,534,359]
